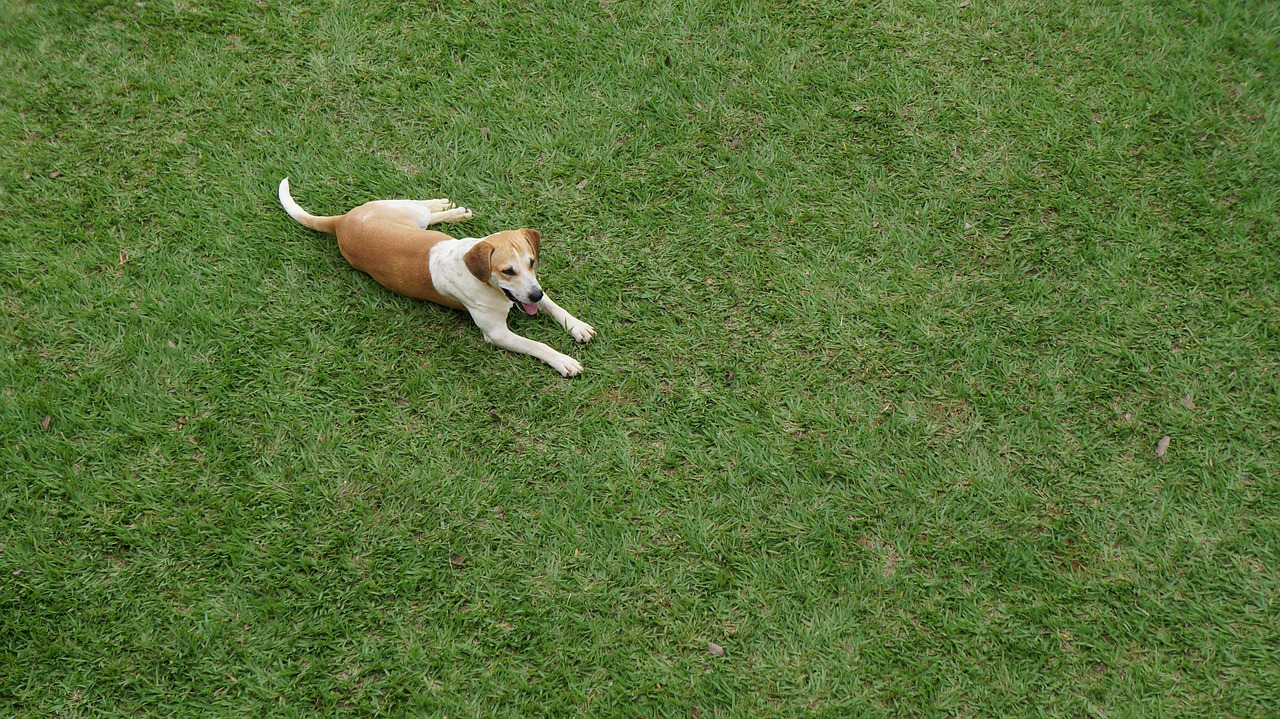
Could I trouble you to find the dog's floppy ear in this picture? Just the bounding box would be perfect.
[522,228,541,260]
[463,241,494,282]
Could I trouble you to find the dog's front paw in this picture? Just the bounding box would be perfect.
[569,321,596,344]
[548,353,583,378]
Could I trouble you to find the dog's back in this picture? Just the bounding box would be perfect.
[278,178,463,308]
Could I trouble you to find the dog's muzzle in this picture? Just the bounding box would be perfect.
[503,287,541,315]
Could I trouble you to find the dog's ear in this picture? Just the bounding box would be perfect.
[463,241,494,282]
[522,228,541,260]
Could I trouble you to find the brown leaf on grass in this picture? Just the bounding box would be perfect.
[576,178,590,189]
[177,416,188,425]
[707,642,725,657]
[692,706,700,719]
[167,340,177,349]
[882,546,901,577]
[450,555,466,567]
[856,534,902,576]
[118,249,128,265]
[49,170,62,179]
[480,127,489,139]
[1180,394,1195,410]
[1121,412,1133,424]
[959,0,970,6]
[394,396,410,405]
[1155,435,1171,457]
[40,415,51,431]
[729,138,742,150]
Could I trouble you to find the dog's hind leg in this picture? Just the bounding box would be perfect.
[427,206,474,224]
[407,198,453,212]
[367,201,474,228]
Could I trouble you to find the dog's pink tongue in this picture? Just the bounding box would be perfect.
[522,303,539,315]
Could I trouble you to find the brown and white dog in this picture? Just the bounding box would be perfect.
[278,178,595,376]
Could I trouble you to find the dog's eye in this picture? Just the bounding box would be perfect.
[501,268,516,276]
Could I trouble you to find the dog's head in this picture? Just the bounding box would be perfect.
[463,228,544,315]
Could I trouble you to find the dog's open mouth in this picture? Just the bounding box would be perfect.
[503,288,539,315]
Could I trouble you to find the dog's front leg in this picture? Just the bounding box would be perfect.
[537,293,597,344]
[473,313,583,377]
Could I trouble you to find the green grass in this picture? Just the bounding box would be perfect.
[2,0,1278,715]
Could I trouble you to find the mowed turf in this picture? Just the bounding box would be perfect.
[1,0,1277,716]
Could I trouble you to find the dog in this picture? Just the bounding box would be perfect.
[278,178,596,376]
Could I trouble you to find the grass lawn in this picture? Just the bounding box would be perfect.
[2,0,1278,715]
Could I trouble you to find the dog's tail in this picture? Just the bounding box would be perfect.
[278,177,342,233]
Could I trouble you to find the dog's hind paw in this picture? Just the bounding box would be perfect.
[433,206,473,223]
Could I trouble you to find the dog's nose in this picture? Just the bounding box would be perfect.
[528,287,544,303]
